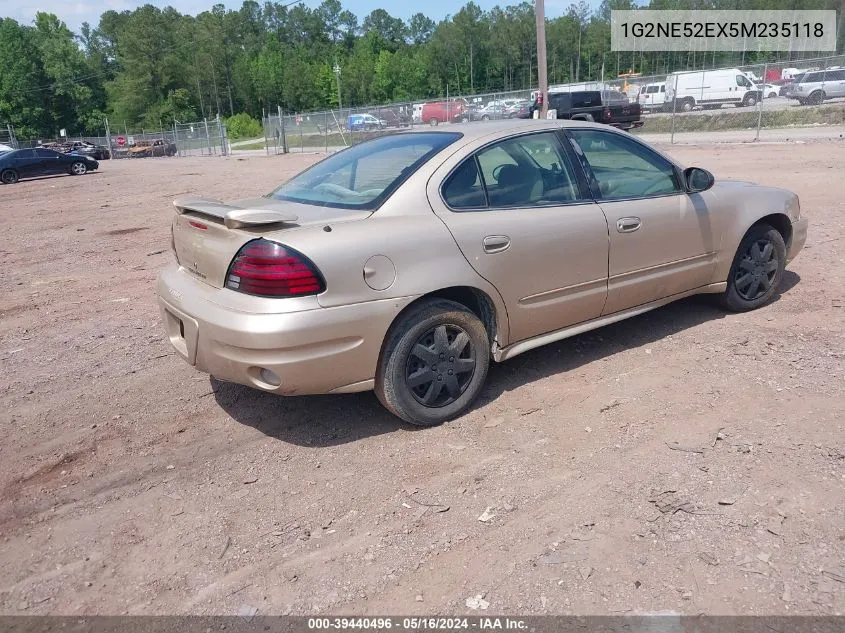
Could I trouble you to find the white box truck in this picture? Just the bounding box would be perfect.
[665,68,762,112]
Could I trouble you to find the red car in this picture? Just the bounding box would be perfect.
[421,100,468,126]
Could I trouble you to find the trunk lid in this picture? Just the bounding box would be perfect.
[171,196,370,289]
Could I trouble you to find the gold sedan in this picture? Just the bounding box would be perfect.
[157,120,807,426]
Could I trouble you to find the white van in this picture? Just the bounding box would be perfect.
[638,82,666,110]
[412,103,424,124]
[665,68,762,111]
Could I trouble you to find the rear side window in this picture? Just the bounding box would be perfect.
[442,158,486,209]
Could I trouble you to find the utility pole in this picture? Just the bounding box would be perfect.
[535,0,548,118]
[333,63,343,112]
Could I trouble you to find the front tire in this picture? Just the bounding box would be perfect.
[1,169,19,184]
[376,299,490,427]
[742,94,758,107]
[719,223,786,312]
[70,161,87,175]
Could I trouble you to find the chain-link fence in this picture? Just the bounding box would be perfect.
[7,117,229,160]
[260,53,845,152]
[0,124,17,149]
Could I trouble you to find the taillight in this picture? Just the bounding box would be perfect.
[604,107,613,120]
[225,239,324,298]
[171,223,178,262]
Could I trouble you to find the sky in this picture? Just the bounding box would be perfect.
[3,0,599,34]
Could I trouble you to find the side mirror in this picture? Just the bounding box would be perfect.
[684,167,715,193]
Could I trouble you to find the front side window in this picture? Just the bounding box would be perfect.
[270,132,460,210]
[569,129,681,200]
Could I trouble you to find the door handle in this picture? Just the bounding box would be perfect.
[482,235,511,254]
[617,217,641,233]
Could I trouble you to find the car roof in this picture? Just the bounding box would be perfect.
[397,118,610,141]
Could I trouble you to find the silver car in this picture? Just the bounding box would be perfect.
[791,68,845,105]
[157,120,807,426]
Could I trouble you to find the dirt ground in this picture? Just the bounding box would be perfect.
[1,139,844,617]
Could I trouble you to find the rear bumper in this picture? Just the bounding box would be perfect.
[787,217,808,263]
[157,264,415,395]
[613,120,644,130]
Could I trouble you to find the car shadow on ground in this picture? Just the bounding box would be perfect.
[214,271,800,447]
[10,173,101,184]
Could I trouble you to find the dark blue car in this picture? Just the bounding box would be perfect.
[0,147,99,184]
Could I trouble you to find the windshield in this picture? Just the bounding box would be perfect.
[269,132,461,210]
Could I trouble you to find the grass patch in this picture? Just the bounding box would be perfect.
[634,103,845,134]
[230,141,268,151]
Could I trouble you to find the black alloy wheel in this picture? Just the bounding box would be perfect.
[405,324,476,408]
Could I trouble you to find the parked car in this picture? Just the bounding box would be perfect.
[0,147,98,184]
[130,139,177,157]
[347,114,386,132]
[530,90,644,131]
[64,140,111,160]
[412,103,424,124]
[666,68,762,111]
[506,100,532,119]
[789,68,845,105]
[369,109,412,128]
[421,100,468,125]
[638,82,667,111]
[0,143,13,153]
[474,103,508,120]
[780,73,807,99]
[156,120,806,426]
[757,83,781,99]
[511,101,533,119]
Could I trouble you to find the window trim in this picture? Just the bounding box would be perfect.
[439,129,593,213]
[564,127,687,203]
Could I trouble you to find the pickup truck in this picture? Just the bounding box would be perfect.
[530,90,644,131]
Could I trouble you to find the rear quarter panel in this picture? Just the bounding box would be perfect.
[259,149,512,344]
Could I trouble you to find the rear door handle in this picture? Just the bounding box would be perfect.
[617,217,641,233]
[482,235,511,254]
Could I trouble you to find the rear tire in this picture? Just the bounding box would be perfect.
[719,223,786,312]
[375,299,490,427]
[1,169,18,184]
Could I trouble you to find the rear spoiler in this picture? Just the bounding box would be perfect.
[173,196,299,230]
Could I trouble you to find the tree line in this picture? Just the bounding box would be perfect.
[1,0,842,137]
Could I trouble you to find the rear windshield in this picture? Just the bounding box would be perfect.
[269,132,461,210]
